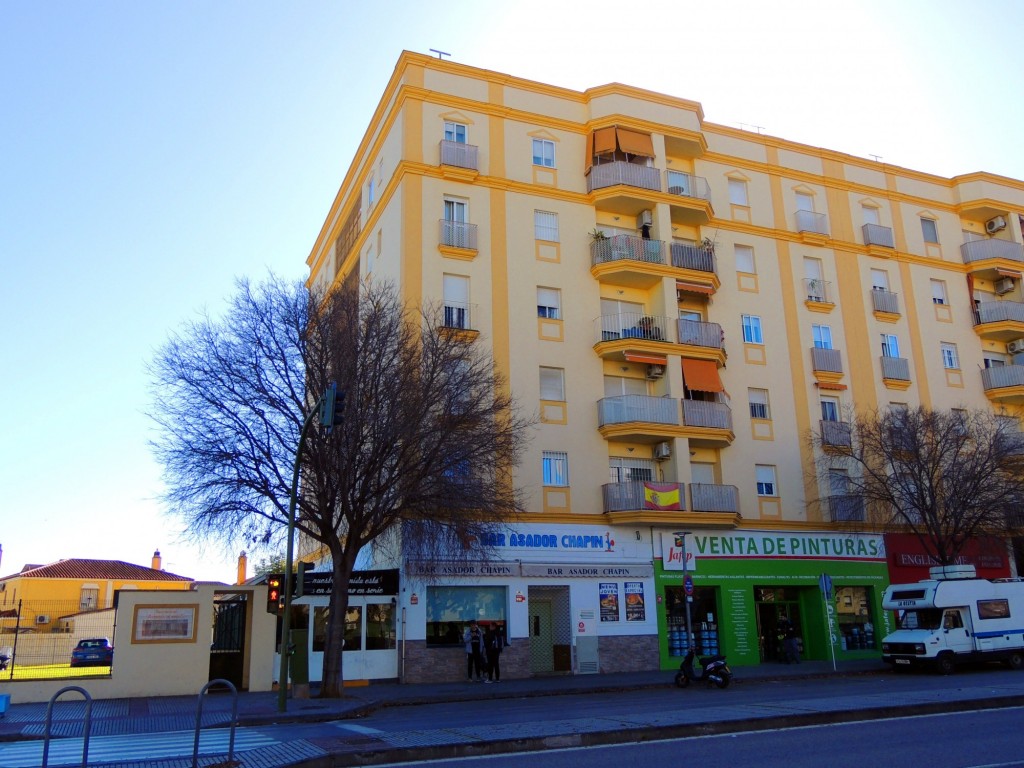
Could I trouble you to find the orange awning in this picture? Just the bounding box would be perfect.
[594,126,617,154]
[816,382,848,390]
[615,127,655,158]
[681,358,724,392]
[677,281,714,295]
[997,268,1022,278]
[624,352,668,365]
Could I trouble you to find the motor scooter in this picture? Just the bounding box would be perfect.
[674,648,732,689]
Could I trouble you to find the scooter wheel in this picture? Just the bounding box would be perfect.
[674,672,690,688]
[714,675,730,689]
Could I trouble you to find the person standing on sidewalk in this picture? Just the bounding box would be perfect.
[484,622,506,683]
[464,620,485,681]
[779,613,801,664]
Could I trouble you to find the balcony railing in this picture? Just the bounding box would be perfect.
[670,243,717,273]
[442,302,475,331]
[598,312,672,343]
[677,319,724,349]
[587,161,662,193]
[796,210,829,235]
[602,481,685,513]
[871,289,900,314]
[811,347,843,374]
[804,278,832,303]
[598,395,679,427]
[862,223,895,248]
[665,170,712,201]
[982,365,1024,392]
[690,483,739,513]
[681,399,732,430]
[961,239,1024,264]
[975,301,1024,325]
[820,420,852,448]
[880,356,911,381]
[828,494,866,523]
[439,220,478,250]
[591,234,666,267]
[439,140,479,170]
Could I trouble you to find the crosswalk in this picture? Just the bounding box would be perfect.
[0,728,278,767]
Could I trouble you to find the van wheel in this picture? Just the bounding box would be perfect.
[1007,652,1024,670]
[936,654,956,675]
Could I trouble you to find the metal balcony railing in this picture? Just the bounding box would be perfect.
[602,481,685,513]
[670,243,716,273]
[587,161,662,193]
[439,220,478,250]
[975,301,1024,325]
[690,483,739,513]
[597,312,672,343]
[862,223,895,248]
[796,210,829,235]
[665,170,712,201]
[982,365,1024,391]
[442,301,475,331]
[811,347,843,374]
[803,278,832,303]
[828,494,866,523]
[439,140,479,170]
[598,395,679,427]
[591,234,665,267]
[871,289,900,314]
[880,356,911,381]
[961,239,1024,264]
[820,420,852,448]
[677,319,724,349]
[680,399,732,430]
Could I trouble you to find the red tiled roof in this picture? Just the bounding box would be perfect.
[0,559,193,582]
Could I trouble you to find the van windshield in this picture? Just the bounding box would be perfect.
[897,608,941,630]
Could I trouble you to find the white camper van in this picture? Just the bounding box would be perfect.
[881,565,1024,674]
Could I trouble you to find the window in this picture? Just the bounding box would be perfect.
[870,269,889,291]
[862,205,880,226]
[931,279,947,305]
[921,217,939,244]
[742,315,763,344]
[442,197,471,248]
[820,396,840,422]
[532,139,555,168]
[748,388,770,420]
[367,176,376,207]
[443,274,470,329]
[795,191,814,212]
[735,244,755,273]
[977,599,1011,620]
[728,178,748,206]
[444,197,467,223]
[609,457,655,483]
[534,210,559,242]
[80,587,99,611]
[542,451,568,486]
[365,603,397,650]
[812,324,833,350]
[426,585,507,646]
[881,334,900,358]
[756,465,777,497]
[941,342,960,370]
[539,367,565,401]
[537,287,561,319]
[444,121,467,144]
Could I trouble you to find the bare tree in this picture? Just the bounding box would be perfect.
[811,405,1024,567]
[149,275,530,696]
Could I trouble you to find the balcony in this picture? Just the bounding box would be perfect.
[795,210,829,237]
[665,170,711,201]
[670,243,716,274]
[602,481,685,513]
[982,365,1024,404]
[880,356,911,384]
[590,234,667,289]
[439,220,478,251]
[810,347,844,375]
[803,278,833,305]
[587,161,661,193]
[442,301,476,332]
[597,312,671,343]
[665,170,713,225]
[598,395,679,428]
[680,400,733,447]
[828,494,866,523]
[974,301,1024,342]
[439,140,479,171]
[690,483,739,514]
[677,319,724,350]
[871,289,900,316]
[820,420,852,449]
[862,223,895,249]
[961,239,1024,265]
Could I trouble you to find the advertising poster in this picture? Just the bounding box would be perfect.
[599,582,620,622]
[624,581,645,621]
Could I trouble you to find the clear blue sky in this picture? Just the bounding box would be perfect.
[2,1,1021,582]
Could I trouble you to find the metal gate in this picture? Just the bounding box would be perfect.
[209,595,247,688]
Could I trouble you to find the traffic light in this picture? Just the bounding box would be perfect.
[295,561,311,598]
[266,575,283,614]
[318,383,346,432]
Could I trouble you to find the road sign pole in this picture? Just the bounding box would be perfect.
[820,573,837,672]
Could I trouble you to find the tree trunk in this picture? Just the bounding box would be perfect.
[319,558,353,697]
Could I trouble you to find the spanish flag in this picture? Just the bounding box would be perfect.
[643,482,681,510]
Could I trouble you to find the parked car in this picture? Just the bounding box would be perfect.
[70,637,113,667]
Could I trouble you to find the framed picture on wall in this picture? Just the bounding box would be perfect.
[131,604,199,643]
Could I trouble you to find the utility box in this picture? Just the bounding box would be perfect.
[575,608,599,674]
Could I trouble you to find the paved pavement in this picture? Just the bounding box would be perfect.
[2,659,1023,767]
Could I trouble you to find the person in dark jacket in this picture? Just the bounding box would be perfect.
[483,622,506,682]
[463,620,485,681]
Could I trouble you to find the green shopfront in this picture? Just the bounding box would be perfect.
[655,529,891,669]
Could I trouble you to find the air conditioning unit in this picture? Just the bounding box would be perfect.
[986,216,1007,235]
[646,364,665,379]
[996,277,1015,295]
[1008,339,1024,355]
[653,441,672,460]
[35,615,50,625]
[639,209,653,227]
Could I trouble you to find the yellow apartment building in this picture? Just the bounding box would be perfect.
[302,51,1024,682]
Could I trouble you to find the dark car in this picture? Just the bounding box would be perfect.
[70,637,113,667]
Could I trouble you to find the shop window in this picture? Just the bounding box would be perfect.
[313,606,329,652]
[366,603,397,650]
[834,585,875,649]
[426,585,507,646]
[345,607,363,651]
[664,585,719,657]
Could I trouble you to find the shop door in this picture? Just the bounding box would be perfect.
[210,596,247,687]
[529,601,555,673]
[754,589,801,663]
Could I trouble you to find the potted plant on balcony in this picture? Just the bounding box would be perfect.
[589,228,608,242]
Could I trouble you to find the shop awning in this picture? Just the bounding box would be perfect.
[681,358,724,392]
[624,352,668,365]
[816,381,848,390]
[676,281,714,295]
[615,127,655,158]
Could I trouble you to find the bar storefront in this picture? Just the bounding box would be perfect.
[654,529,890,669]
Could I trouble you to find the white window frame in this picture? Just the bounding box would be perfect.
[921,217,939,244]
[812,324,833,350]
[537,287,561,319]
[534,210,559,242]
[881,333,900,358]
[443,197,468,223]
[756,465,777,497]
[444,121,467,144]
[862,205,880,226]
[748,388,770,420]
[443,274,470,330]
[735,244,755,273]
[870,269,889,291]
[931,279,948,305]
[941,342,960,370]
[532,139,555,168]
[542,451,568,486]
[728,178,749,206]
[795,191,814,212]
[820,396,840,422]
[742,314,763,344]
[609,457,655,484]
[539,367,565,401]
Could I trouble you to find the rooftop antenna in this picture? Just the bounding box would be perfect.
[429,49,451,60]
[739,123,765,135]
[869,154,883,163]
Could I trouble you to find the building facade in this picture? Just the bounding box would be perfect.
[302,51,1024,682]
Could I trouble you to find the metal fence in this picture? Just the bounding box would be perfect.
[0,600,114,680]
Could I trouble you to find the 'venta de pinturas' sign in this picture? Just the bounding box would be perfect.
[661,531,885,571]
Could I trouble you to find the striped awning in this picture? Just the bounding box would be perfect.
[624,352,668,365]
[816,382,848,390]
[677,281,714,295]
